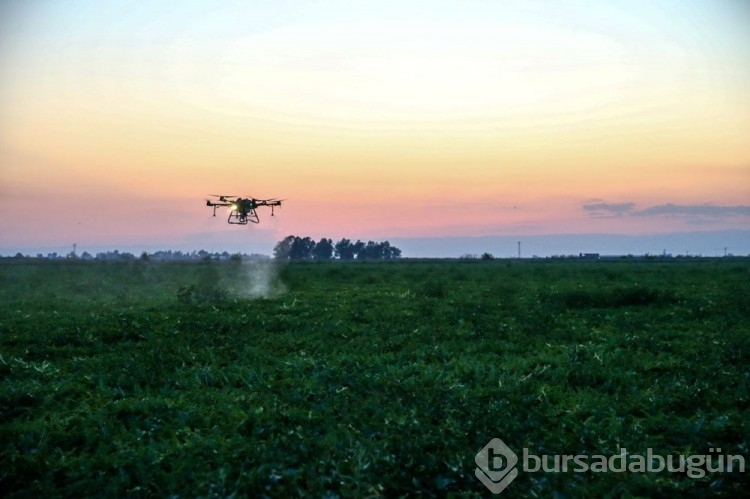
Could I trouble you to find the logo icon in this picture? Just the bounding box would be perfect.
[475,438,519,494]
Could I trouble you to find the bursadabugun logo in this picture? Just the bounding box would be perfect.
[475,437,746,494]
[474,438,519,494]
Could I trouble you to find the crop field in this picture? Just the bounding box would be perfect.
[1,257,749,497]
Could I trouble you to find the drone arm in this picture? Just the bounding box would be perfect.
[256,199,282,210]
[206,200,231,217]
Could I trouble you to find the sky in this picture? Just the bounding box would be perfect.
[1,0,749,256]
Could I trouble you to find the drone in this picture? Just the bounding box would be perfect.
[205,195,283,224]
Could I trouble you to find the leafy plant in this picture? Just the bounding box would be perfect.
[1,258,748,496]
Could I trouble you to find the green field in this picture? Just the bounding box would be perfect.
[1,258,748,497]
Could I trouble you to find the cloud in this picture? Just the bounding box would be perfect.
[583,201,750,222]
[582,202,636,216]
[631,204,750,217]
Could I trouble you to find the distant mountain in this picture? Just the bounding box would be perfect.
[390,230,750,258]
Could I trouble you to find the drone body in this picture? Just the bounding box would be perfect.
[205,195,282,224]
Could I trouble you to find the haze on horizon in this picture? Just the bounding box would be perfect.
[1,0,749,257]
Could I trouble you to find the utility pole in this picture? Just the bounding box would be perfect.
[517,241,521,259]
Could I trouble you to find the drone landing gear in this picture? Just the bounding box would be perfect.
[227,209,260,224]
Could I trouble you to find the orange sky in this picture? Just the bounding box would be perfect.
[1,1,749,255]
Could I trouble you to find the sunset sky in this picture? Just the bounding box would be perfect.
[1,0,749,256]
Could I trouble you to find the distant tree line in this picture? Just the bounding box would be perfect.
[273,236,402,260]
[5,250,269,261]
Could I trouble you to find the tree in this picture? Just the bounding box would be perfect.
[274,235,296,259]
[357,241,381,260]
[382,241,401,259]
[334,238,355,260]
[352,240,365,259]
[275,235,317,260]
[289,236,316,260]
[313,238,334,260]
[355,240,401,260]
[279,235,401,260]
